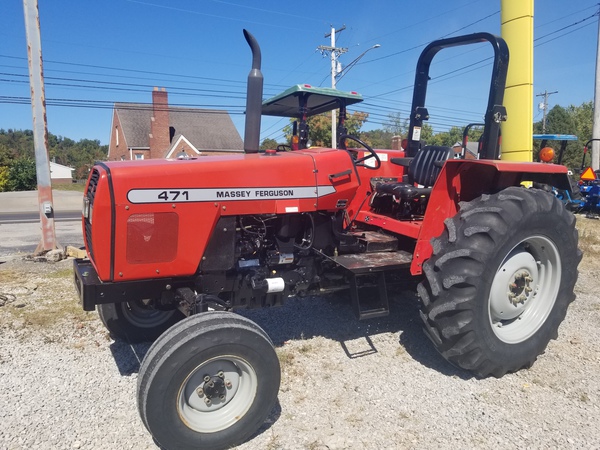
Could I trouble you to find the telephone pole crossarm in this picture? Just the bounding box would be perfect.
[536,90,558,133]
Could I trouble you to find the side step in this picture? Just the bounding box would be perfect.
[349,271,389,320]
[320,250,412,320]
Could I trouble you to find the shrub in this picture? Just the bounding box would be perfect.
[7,157,37,191]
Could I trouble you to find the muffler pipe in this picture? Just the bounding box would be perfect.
[243,29,263,154]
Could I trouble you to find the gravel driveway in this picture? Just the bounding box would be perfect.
[1,219,599,450]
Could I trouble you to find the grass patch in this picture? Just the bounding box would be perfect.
[52,183,86,192]
[276,348,296,369]
[0,270,26,284]
[30,302,88,326]
[46,268,74,279]
[0,261,93,332]
[297,342,313,354]
[2,293,93,330]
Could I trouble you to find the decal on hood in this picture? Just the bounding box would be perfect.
[127,186,337,204]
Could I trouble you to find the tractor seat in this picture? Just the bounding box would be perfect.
[375,145,453,200]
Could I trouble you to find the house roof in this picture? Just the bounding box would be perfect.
[114,103,243,151]
[49,161,74,170]
[115,104,151,148]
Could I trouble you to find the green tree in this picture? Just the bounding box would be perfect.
[0,166,9,192]
[7,157,37,191]
[359,129,394,149]
[260,138,280,151]
[532,102,592,171]
[0,129,108,185]
[418,123,435,144]
[0,142,15,166]
[427,126,464,147]
[283,111,369,147]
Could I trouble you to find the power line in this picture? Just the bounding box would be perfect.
[0,54,293,93]
[2,7,597,143]
[368,11,598,101]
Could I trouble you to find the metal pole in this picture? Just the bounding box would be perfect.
[330,27,337,149]
[592,8,600,171]
[500,0,534,162]
[23,0,57,253]
[319,26,346,149]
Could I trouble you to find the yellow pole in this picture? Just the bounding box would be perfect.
[500,0,534,161]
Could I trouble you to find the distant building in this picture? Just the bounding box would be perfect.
[107,88,243,161]
[50,161,74,184]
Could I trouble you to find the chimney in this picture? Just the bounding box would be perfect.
[150,87,170,159]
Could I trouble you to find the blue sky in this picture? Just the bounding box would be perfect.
[1,0,598,146]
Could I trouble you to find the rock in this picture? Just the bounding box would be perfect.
[66,246,87,259]
[45,249,65,262]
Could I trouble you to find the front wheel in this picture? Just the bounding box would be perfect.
[418,187,581,377]
[98,301,184,343]
[137,311,280,450]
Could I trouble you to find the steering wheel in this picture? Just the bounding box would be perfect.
[276,144,292,152]
[339,134,381,170]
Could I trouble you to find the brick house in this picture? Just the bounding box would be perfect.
[107,88,243,161]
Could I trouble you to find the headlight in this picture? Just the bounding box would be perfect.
[82,197,91,223]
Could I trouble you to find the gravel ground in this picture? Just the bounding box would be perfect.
[1,218,600,450]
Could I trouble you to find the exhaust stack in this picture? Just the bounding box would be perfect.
[243,29,263,154]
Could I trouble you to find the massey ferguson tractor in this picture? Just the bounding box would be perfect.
[74,30,580,450]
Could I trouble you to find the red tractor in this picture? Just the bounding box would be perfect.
[74,30,580,450]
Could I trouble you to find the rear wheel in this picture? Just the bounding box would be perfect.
[418,187,581,377]
[98,301,184,343]
[137,312,280,450]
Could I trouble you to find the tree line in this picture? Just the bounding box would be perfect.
[261,101,594,172]
[0,129,107,191]
[0,101,593,192]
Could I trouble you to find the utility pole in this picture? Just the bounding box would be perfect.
[23,0,57,253]
[318,25,347,149]
[536,89,558,133]
[592,6,600,170]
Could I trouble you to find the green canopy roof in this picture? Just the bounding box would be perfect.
[262,84,363,118]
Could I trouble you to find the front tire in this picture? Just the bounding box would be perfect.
[137,312,280,450]
[419,187,581,377]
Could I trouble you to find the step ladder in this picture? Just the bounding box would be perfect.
[321,250,413,320]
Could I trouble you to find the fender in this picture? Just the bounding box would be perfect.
[410,159,570,274]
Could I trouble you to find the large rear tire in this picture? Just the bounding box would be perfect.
[98,301,184,343]
[418,187,581,377]
[137,312,280,450]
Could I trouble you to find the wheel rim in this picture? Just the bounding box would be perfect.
[488,235,561,344]
[178,356,258,433]
[120,301,176,329]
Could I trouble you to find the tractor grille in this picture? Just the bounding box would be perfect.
[84,168,100,261]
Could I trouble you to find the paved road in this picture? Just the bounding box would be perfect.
[0,190,84,257]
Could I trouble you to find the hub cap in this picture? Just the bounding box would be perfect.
[178,356,258,433]
[488,236,561,344]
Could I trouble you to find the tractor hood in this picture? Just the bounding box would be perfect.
[84,149,360,281]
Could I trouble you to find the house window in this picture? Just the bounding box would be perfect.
[115,127,119,147]
[135,154,144,160]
